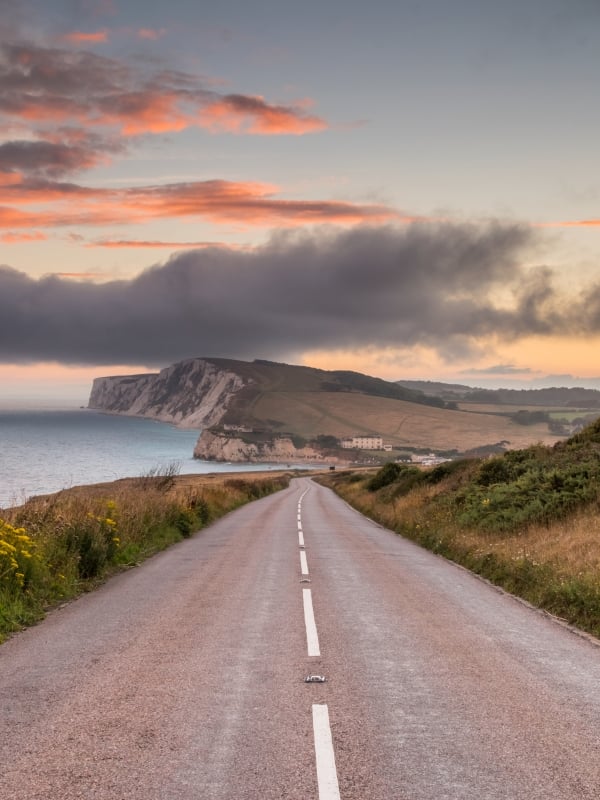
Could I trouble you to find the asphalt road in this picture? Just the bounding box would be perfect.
[1,477,600,799]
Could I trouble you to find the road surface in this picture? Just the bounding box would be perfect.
[1,477,600,798]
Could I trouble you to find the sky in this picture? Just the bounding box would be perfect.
[1,0,600,405]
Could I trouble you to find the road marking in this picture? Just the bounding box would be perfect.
[303,588,320,657]
[297,513,302,522]
[312,704,341,800]
[298,529,305,547]
[300,549,309,575]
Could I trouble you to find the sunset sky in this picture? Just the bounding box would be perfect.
[2,0,600,405]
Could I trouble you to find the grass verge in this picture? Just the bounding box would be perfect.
[319,428,600,639]
[0,471,290,643]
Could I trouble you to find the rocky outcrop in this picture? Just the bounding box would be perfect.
[194,430,339,463]
[88,358,249,428]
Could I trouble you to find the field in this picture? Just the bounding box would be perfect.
[248,391,562,452]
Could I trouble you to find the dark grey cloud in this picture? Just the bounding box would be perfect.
[0,134,123,178]
[0,222,587,366]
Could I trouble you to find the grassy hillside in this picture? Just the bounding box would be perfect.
[321,417,600,637]
[398,379,600,408]
[241,390,561,452]
[209,358,452,408]
[200,358,566,454]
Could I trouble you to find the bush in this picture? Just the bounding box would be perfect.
[367,462,403,491]
[64,509,120,579]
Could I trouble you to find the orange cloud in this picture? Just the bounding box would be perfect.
[53,272,107,279]
[0,179,97,204]
[63,30,109,43]
[137,28,166,40]
[0,173,24,188]
[0,231,46,243]
[542,219,600,228]
[0,42,328,139]
[102,92,192,135]
[122,180,399,226]
[200,95,327,135]
[0,178,401,230]
[87,239,242,249]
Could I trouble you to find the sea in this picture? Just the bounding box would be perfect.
[0,408,285,508]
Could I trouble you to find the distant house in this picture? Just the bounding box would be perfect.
[341,435,384,450]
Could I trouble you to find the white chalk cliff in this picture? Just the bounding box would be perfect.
[193,430,332,463]
[89,356,353,463]
[88,358,248,429]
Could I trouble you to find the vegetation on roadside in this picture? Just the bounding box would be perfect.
[0,470,289,643]
[320,418,600,638]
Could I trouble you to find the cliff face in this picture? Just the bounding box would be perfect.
[88,358,249,428]
[194,430,336,464]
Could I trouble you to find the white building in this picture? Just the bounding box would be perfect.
[341,435,384,450]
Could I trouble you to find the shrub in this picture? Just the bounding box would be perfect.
[64,510,120,579]
[367,462,403,491]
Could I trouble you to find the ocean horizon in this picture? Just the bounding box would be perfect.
[0,408,286,508]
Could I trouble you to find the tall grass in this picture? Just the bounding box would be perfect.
[0,472,289,642]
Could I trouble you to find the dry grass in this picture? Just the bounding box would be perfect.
[451,512,600,580]
[350,475,600,581]
[0,469,292,641]
[251,391,562,452]
[322,466,600,637]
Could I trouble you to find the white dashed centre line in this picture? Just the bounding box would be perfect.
[312,704,341,800]
[298,486,339,796]
[302,588,320,657]
[300,549,309,575]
